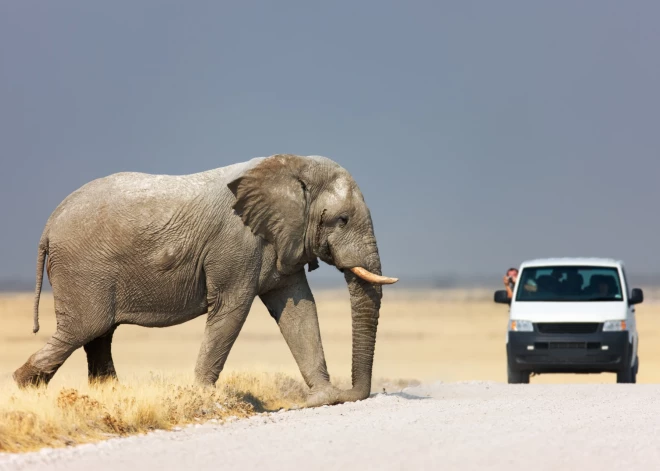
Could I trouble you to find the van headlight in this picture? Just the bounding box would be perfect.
[602,320,627,331]
[509,320,533,332]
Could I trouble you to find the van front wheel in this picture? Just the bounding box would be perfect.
[617,363,636,383]
[617,351,638,384]
[507,365,530,384]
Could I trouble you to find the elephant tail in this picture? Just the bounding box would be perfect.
[33,234,49,334]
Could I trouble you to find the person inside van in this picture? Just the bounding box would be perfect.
[584,275,617,298]
[597,275,618,297]
[536,274,559,295]
[551,268,565,284]
[563,269,584,296]
[598,281,610,296]
[585,275,605,296]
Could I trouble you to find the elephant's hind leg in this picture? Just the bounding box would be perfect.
[13,333,81,388]
[14,297,115,389]
[84,326,118,384]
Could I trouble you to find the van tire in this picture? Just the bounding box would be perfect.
[617,366,633,383]
[617,347,637,384]
[617,361,636,384]
[507,365,530,384]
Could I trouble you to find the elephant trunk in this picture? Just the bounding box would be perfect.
[339,247,384,402]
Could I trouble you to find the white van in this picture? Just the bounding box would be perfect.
[494,258,644,384]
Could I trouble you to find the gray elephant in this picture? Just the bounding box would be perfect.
[13,154,397,407]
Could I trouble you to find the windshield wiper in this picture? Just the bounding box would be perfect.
[588,296,619,301]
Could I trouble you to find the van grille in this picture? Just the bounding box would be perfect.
[534,342,602,350]
[534,323,600,334]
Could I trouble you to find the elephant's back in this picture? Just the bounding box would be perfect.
[49,173,195,226]
[48,157,265,219]
[44,171,220,256]
[75,171,210,205]
[44,158,266,247]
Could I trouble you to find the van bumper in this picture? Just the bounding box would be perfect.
[507,331,630,374]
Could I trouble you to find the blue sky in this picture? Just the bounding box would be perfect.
[1,1,659,285]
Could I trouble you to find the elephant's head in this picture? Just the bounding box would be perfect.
[228,154,397,402]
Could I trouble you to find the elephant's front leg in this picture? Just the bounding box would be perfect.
[194,299,253,386]
[259,270,341,407]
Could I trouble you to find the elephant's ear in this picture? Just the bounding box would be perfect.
[228,155,310,272]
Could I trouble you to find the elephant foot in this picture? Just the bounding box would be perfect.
[305,384,342,408]
[337,387,372,403]
[193,369,220,388]
[13,360,53,389]
[88,372,118,387]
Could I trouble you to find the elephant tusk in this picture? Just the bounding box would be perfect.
[350,267,399,285]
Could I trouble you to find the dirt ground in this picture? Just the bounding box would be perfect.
[4,382,659,471]
[3,289,660,387]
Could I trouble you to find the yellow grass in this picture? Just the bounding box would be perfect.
[0,371,305,453]
[2,288,660,453]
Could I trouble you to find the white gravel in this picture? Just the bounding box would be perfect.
[2,381,660,471]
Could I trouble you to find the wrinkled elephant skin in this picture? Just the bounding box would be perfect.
[13,154,397,407]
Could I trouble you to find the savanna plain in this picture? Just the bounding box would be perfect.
[3,288,660,461]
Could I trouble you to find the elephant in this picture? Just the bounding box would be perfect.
[13,154,398,407]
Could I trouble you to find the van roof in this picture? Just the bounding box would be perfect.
[519,257,623,269]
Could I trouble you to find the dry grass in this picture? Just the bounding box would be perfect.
[3,288,660,453]
[0,371,306,453]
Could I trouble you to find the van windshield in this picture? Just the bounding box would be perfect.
[515,265,624,302]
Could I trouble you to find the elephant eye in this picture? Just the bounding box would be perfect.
[337,215,349,227]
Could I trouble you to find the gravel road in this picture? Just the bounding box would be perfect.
[2,381,659,471]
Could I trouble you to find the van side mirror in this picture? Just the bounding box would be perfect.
[494,289,511,304]
[629,288,644,305]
